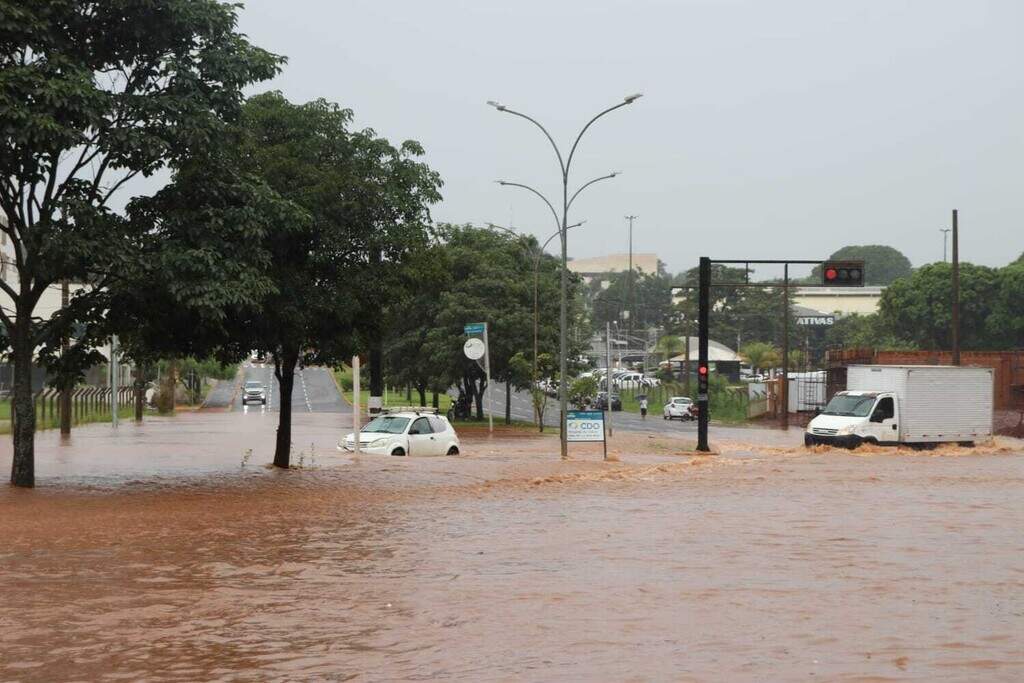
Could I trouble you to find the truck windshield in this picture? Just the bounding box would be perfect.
[822,395,877,417]
[361,416,410,434]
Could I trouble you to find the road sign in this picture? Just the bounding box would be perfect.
[796,315,835,326]
[463,337,485,361]
[464,322,486,335]
[566,410,605,443]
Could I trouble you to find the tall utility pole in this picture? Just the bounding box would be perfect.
[780,264,790,429]
[951,209,961,366]
[940,227,951,263]
[625,214,638,346]
[489,93,642,459]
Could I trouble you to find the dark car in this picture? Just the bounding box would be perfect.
[596,391,622,411]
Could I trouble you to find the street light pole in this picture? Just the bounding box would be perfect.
[940,228,951,262]
[489,93,642,459]
[485,221,583,428]
[625,214,637,345]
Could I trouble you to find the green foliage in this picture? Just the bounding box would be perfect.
[689,373,747,423]
[654,334,684,361]
[986,263,1024,348]
[0,0,283,484]
[591,269,674,332]
[230,92,442,465]
[879,262,1000,350]
[674,265,796,350]
[809,245,913,285]
[407,225,586,419]
[739,341,779,372]
[824,313,917,351]
[569,375,600,407]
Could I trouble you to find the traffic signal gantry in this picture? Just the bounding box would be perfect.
[821,261,865,287]
[693,257,865,452]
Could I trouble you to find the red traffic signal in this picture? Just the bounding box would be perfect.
[821,260,865,287]
[698,365,708,376]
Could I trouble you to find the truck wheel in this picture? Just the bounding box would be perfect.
[957,441,975,448]
[446,446,460,456]
[804,434,815,447]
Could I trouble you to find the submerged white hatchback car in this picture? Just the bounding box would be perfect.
[339,409,461,456]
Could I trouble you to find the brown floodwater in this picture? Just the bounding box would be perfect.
[1,413,1023,681]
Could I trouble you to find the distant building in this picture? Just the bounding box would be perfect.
[568,253,661,288]
[791,286,883,316]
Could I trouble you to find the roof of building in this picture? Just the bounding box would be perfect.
[567,253,660,275]
[668,337,741,362]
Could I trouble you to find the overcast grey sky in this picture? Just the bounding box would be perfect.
[234,0,1023,274]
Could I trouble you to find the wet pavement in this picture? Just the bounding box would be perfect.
[203,363,348,414]
[1,412,1023,681]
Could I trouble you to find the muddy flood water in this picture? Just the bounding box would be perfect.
[2,412,1023,682]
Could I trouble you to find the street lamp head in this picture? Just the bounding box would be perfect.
[624,93,644,104]
[486,100,507,111]
[610,170,622,177]
[495,180,508,185]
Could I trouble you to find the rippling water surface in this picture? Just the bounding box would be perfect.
[1,414,1023,681]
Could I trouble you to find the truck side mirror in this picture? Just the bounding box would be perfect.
[870,411,883,423]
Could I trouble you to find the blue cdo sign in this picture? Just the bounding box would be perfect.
[464,322,485,335]
[566,410,605,442]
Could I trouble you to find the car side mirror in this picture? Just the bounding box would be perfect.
[870,412,883,423]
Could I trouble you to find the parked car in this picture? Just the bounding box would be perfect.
[663,396,695,421]
[339,409,461,456]
[614,371,658,389]
[241,381,267,405]
[595,391,622,411]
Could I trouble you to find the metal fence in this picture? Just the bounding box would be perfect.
[18,386,135,431]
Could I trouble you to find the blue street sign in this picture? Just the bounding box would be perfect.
[464,323,486,335]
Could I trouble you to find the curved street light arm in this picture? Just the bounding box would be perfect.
[494,107,567,178]
[534,221,585,268]
[565,100,631,176]
[495,181,561,232]
[567,173,618,212]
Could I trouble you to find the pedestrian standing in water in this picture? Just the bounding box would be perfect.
[639,396,648,420]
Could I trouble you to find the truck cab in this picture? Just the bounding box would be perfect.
[805,391,899,447]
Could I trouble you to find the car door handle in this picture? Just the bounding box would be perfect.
[892,424,897,430]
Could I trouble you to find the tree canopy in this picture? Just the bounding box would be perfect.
[0,0,282,487]
[231,91,442,468]
[809,245,913,285]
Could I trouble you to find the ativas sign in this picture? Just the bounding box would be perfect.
[796,315,835,327]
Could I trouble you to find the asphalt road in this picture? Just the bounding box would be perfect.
[221,363,349,414]
[484,381,700,436]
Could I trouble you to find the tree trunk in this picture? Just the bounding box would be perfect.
[273,349,298,469]
[505,381,512,425]
[10,324,36,487]
[370,341,383,399]
[475,378,485,420]
[432,391,438,409]
[406,384,412,402]
[134,363,146,422]
[416,384,426,407]
[59,280,71,436]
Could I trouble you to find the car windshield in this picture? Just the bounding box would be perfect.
[822,395,877,417]
[245,382,263,389]
[361,416,411,434]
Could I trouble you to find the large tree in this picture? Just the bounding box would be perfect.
[0,0,281,487]
[878,262,1000,350]
[411,225,583,421]
[235,92,441,468]
[809,245,913,285]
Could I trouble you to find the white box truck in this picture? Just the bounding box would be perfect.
[805,365,994,448]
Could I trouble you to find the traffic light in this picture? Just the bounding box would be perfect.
[697,364,709,393]
[821,260,865,287]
